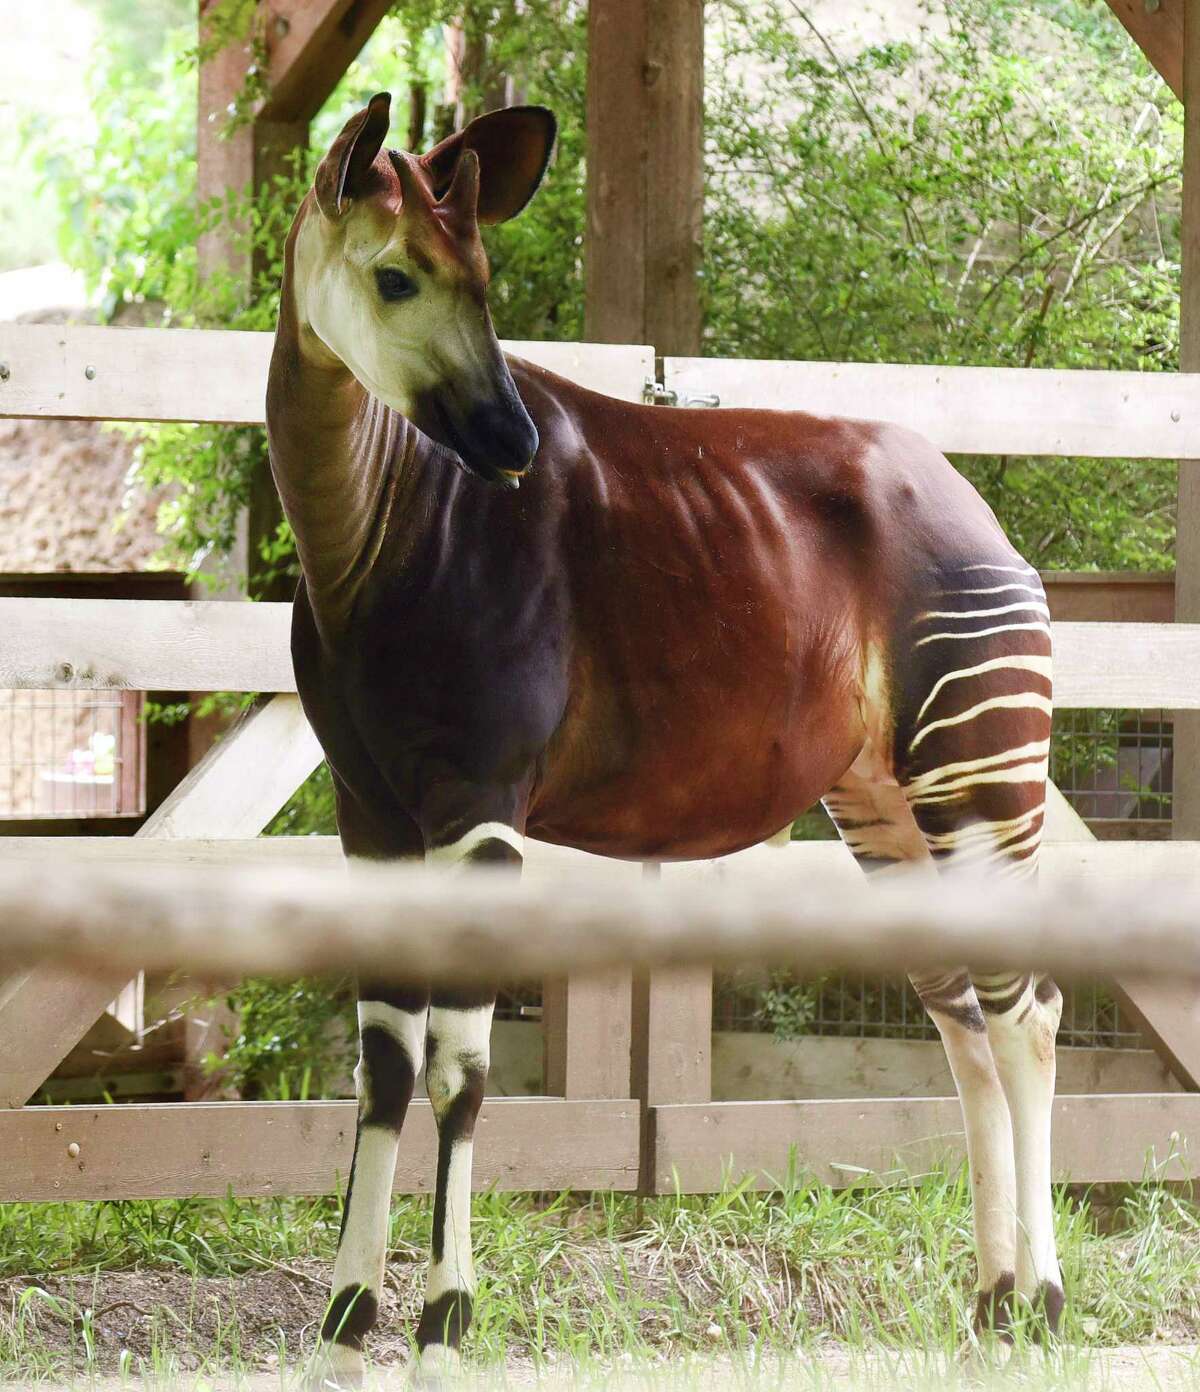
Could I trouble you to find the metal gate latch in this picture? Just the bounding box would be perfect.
[643,378,721,408]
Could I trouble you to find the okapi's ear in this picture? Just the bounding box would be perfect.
[314,92,392,219]
[422,106,556,225]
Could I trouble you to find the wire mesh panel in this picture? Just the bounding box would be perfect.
[1051,708,1172,824]
[710,707,1169,1050]
[0,689,145,818]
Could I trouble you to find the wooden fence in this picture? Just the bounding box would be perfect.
[0,323,1198,1202]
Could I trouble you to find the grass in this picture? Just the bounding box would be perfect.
[0,1172,1197,1381]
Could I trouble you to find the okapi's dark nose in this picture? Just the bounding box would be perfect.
[468,396,539,485]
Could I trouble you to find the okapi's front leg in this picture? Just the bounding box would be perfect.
[319,983,429,1385]
[414,821,521,1383]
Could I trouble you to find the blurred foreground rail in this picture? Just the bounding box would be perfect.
[0,851,1194,984]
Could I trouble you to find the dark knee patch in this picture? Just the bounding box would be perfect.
[359,982,430,1013]
[430,984,496,1012]
[416,1290,474,1350]
[359,1023,418,1128]
[977,974,1030,1017]
[462,837,521,866]
[929,997,987,1032]
[322,1283,379,1349]
[974,1272,1017,1340]
[1035,975,1062,1007]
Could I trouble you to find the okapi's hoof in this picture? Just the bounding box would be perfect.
[304,1354,364,1392]
[1031,1281,1065,1342]
[973,1272,1018,1343]
[409,1344,462,1389]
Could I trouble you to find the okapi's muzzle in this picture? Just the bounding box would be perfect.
[415,371,539,491]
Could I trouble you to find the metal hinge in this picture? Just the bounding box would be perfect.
[642,377,721,408]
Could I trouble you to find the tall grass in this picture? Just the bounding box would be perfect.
[0,1172,1196,1379]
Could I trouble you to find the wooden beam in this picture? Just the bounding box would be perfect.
[0,326,655,424]
[9,322,1200,462]
[663,357,1200,458]
[0,697,323,1107]
[643,0,704,356]
[650,1093,1200,1193]
[138,697,322,840]
[196,10,306,286]
[543,968,634,1098]
[1103,0,1183,100]
[1052,620,1200,707]
[1042,571,1174,623]
[1046,783,1200,1091]
[585,0,703,354]
[0,1098,639,1201]
[0,599,1195,709]
[261,0,395,124]
[4,838,1200,985]
[0,598,294,693]
[1175,4,1200,847]
[710,1034,1179,1102]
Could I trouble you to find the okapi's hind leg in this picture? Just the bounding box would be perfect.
[896,557,1062,1335]
[823,770,1020,1338]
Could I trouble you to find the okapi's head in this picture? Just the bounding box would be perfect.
[290,92,555,488]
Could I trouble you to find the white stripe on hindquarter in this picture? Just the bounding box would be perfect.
[915,655,1053,725]
[906,758,1050,807]
[915,621,1052,648]
[939,583,1046,598]
[917,600,1049,622]
[909,693,1053,753]
[960,562,1039,576]
[905,740,1050,793]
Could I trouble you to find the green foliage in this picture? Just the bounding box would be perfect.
[214,974,355,1100]
[705,0,1181,570]
[752,970,822,1041]
[37,0,1182,579]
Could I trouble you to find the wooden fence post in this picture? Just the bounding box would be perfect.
[1175,4,1200,841]
[584,0,703,356]
[543,969,633,1099]
[630,863,712,1192]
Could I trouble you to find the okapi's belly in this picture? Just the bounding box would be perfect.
[526,660,867,862]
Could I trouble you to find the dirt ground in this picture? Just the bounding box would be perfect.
[2,1266,1199,1389]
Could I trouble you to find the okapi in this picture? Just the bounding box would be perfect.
[266,93,1060,1383]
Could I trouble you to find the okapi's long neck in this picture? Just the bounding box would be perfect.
[267,236,413,640]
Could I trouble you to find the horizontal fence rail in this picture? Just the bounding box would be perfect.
[0,598,1192,708]
[0,326,655,422]
[2,325,1196,462]
[0,853,1197,982]
[664,356,1200,458]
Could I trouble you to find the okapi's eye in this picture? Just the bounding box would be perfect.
[376,267,418,303]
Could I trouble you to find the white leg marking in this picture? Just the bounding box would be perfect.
[322,1003,425,1375]
[986,991,1063,1299]
[931,1009,1018,1298]
[419,1001,494,1366]
[426,821,524,866]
